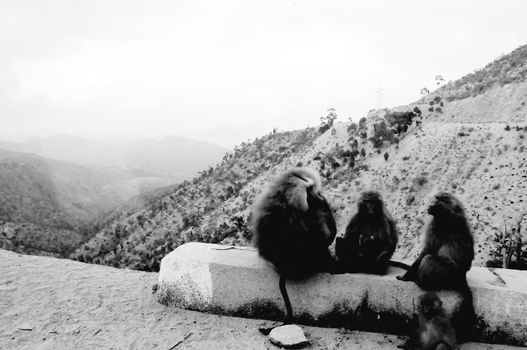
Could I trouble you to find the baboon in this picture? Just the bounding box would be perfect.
[251,167,337,324]
[398,292,457,350]
[336,191,404,274]
[397,192,475,342]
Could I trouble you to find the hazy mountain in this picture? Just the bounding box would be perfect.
[0,148,175,256]
[0,134,228,178]
[72,43,527,272]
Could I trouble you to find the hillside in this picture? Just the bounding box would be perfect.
[72,129,320,270]
[435,44,527,102]
[72,44,527,271]
[0,149,176,256]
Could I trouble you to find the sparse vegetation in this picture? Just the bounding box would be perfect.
[71,128,320,271]
[487,217,526,270]
[439,45,527,101]
[414,176,428,187]
[319,108,338,134]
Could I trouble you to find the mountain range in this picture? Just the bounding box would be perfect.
[71,43,527,272]
[0,134,227,178]
[0,135,227,256]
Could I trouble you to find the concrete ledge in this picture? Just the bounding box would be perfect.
[157,242,527,346]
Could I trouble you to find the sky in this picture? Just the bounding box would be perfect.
[1,0,526,149]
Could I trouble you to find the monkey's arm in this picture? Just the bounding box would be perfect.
[375,218,399,264]
[388,218,399,253]
[334,233,363,274]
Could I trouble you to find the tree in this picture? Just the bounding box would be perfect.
[359,117,367,130]
[319,108,338,134]
[384,152,389,161]
[360,148,366,157]
[347,122,358,134]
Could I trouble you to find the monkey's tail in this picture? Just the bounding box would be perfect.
[389,260,411,270]
[279,275,293,324]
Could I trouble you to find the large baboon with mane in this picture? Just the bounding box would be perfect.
[250,167,337,323]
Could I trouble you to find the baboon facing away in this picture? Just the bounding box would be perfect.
[250,167,337,323]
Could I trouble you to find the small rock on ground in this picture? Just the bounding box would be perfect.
[268,324,309,349]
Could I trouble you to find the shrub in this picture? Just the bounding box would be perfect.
[359,117,367,130]
[487,220,526,270]
[347,123,358,134]
[319,108,338,134]
[415,176,428,186]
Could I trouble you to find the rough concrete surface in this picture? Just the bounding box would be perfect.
[1,249,522,349]
[158,242,527,346]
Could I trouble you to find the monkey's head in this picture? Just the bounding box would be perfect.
[427,191,465,218]
[279,168,336,244]
[418,292,444,319]
[282,167,323,212]
[357,191,384,217]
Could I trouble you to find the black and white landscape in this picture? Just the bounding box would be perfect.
[0,134,226,256]
[1,1,526,349]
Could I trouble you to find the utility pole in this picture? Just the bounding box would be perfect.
[376,84,384,109]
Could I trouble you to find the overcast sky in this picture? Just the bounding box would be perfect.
[1,0,526,148]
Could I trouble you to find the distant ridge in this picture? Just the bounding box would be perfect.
[0,134,227,178]
[0,132,227,257]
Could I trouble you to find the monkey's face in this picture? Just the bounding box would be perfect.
[427,192,463,217]
[359,199,382,216]
[419,292,443,319]
[357,191,383,216]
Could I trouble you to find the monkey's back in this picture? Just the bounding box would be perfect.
[250,170,335,280]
